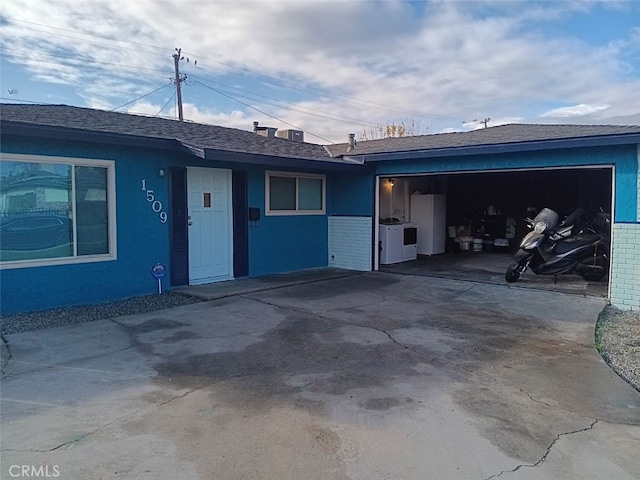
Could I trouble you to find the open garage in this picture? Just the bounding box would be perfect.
[379,167,613,245]
[324,124,640,308]
[375,166,613,295]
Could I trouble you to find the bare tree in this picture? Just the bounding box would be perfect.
[360,120,424,140]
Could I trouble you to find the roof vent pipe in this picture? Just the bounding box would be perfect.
[346,133,356,152]
[253,121,259,133]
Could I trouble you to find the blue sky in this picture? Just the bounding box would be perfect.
[1,0,639,144]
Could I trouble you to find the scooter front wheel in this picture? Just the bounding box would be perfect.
[505,262,524,283]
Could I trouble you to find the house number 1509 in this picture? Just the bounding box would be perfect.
[141,179,168,223]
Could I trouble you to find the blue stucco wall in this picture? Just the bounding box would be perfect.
[1,137,358,314]
[245,166,328,276]
[328,172,375,216]
[243,168,375,277]
[374,145,638,222]
[1,136,180,314]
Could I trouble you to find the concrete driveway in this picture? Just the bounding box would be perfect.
[2,272,639,480]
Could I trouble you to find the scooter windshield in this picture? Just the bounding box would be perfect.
[533,208,560,229]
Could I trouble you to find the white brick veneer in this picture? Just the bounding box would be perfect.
[610,224,640,310]
[609,146,640,310]
[637,144,640,221]
[328,216,372,271]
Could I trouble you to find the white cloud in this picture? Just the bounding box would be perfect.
[1,0,639,143]
[542,104,610,118]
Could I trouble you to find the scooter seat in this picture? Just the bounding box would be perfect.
[553,234,600,255]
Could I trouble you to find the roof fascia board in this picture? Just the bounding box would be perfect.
[1,121,177,151]
[203,148,368,172]
[1,121,367,171]
[354,134,640,163]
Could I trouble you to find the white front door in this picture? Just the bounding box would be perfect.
[187,167,233,285]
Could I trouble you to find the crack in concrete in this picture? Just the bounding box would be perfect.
[0,344,137,381]
[1,334,12,375]
[483,419,599,480]
[245,296,640,448]
[245,295,640,428]
[0,388,199,454]
[518,389,640,427]
[244,295,480,377]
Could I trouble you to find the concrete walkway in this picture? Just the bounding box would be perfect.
[173,267,360,300]
[2,272,638,479]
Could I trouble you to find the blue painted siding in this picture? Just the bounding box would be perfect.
[329,172,375,216]
[245,166,328,276]
[374,145,638,222]
[1,137,346,313]
[1,137,182,314]
[242,169,375,276]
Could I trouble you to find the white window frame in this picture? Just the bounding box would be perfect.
[0,153,117,270]
[265,171,326,216]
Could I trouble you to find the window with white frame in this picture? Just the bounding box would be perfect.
[266,171,325,215]
[0,154,116,268]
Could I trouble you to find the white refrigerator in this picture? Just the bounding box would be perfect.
[410,194,446,255]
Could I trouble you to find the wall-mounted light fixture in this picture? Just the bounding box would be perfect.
[388,178,395,187]
[158,168,166,177]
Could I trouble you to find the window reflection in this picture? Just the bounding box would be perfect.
[0,161,109,262]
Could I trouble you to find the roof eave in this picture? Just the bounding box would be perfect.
[1,121,367,171]
[1,120,177,151]
[202,148,368,171]
[346,133,640,163]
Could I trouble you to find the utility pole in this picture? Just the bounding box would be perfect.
[173,48,185,122]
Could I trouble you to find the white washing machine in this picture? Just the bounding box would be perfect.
[379,223,418,264]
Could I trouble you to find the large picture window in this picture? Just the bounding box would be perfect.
[0,154,116,268]
[266,171,325,215]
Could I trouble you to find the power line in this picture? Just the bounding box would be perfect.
[155,91,177,117]
[193,80,333,144]
[2,18,166,56]
[111,83,173,111]
[0,46,170,79]
[0,97,53,104]
[189,74,379,128]
[3,15,458,122]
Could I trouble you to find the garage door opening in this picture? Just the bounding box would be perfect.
[375,167,613,297]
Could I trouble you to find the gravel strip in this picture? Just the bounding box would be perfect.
[0,292,202,335]
[596,306,640,392]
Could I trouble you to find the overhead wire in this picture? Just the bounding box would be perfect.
[0,46,171,79]
[155,91,177,117]
[111,82,173,111]
[193,80,334,144]
[188,74,379,128]
[1,19,166,56]
[3,15,456,122]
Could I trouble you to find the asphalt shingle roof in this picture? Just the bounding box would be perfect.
[3,104,639,162]
[326,123,640,157]
[0,104,337,162]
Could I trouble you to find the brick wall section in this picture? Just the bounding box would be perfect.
[328,216,372,271]
[609,146,640,310]
[610,223,640,310]
[637,145,640,221]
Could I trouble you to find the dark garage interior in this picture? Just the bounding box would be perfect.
[377,167,612,296]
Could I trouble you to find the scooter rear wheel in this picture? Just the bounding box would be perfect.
[580,256,608,282]
[505,262,524,283]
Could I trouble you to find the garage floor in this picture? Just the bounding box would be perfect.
[380,252,609,298]
[2,272,637,479]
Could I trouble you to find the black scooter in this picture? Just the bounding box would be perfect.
[505,207,609,283]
